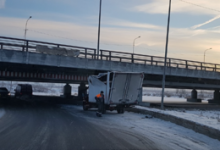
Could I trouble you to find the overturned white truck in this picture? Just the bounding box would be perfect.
[83,72,144,113]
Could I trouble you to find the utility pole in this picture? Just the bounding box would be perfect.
[97,0,102,59]
[161,0,172,110]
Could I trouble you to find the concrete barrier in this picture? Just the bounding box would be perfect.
[36,45,80,57]
[126,107,220,141]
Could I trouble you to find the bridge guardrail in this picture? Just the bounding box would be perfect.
[100,50,220,72]
[0,36,96,59]
[0,36,219,72]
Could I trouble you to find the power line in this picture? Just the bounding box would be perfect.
[178,0,220,13]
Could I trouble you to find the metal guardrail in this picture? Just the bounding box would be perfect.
[0,36,96,59]
[0,36,219,72]
[100,50,220,72]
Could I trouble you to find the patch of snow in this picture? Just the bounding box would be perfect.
[142,96,209,103]
[33,92,60,96]
[135,105,220,131]
[33,91,78,96]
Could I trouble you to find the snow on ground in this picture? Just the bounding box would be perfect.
[143,96,209,103]
[0,108,5,119]
[139,96,220,131]
[62,105,220,150]
[135,105,220,131]
[33,92,60,96]
[33,91,77,96]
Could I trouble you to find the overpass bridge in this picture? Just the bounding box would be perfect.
[0,36,220,103]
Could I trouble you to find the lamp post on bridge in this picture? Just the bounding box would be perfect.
[133,36,141,54]
[204,48,212,63]
[24,16,32,40]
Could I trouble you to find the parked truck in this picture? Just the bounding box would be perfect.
[83,72,144,114]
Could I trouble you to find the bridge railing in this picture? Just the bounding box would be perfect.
[0,36,96,59]
[0,36,220,72]
[100,50,220,72]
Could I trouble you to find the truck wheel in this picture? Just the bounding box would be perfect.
[83,104,88,111]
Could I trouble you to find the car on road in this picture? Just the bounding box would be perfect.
[14,84,32,100]
[0,87,11,100]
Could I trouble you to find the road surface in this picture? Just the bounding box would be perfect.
[0,101,219,150]
[0,102,160,150]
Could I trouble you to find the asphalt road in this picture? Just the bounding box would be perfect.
[0,102,160,150]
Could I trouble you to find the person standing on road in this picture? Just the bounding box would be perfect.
[95,91,104,117]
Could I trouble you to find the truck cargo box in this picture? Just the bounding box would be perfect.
[87,72,144,106]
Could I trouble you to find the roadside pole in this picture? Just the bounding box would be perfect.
[97,0,102,59]
[161,0,172,110]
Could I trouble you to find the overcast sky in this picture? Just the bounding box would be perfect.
[0,0,220,63]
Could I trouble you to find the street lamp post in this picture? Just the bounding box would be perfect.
[97,0,102,59]
[161,0,172,110]
[133,36,141,53]
[204,48,212,63]
[24,16,32,40]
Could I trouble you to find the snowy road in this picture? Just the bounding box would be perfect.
[0,108,5,119]
[0,104,159,150]
[0,103,220,150]
[63,105,220,150]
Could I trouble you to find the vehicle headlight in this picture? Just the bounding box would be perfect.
[8,93,11,96]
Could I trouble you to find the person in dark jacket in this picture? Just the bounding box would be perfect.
[95,91,104,117]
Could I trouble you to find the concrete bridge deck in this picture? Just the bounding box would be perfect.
[0,36,220,90]
[1,36,220,103]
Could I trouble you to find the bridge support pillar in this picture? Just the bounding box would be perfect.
[187,89,201,102]
[63,83,72,98]
[138,87,143,103]
[208,89,220,104]
[78,82,88,100]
